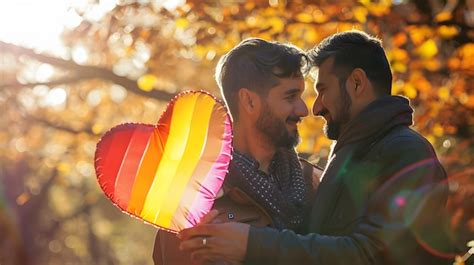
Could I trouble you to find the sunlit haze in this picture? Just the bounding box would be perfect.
[0,1,70,52]
[0,0,186,52]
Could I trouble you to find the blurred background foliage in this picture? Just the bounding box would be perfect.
[0,0,473,264]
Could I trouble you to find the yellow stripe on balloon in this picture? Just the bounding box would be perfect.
[155,94,216,228]
[141,93,198,223]
[168,104,225,230]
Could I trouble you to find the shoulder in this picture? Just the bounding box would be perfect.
[376,126,437,159]
[372,126,447,181]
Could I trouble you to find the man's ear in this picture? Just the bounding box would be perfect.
[348,68,368,97]
[238,88,260,115]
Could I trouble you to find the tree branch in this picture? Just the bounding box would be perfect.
[0,41,175,101]
[0,76,85,89]
[28,115,96,136]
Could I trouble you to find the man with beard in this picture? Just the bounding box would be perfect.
[178,30,451,265]
[153,38,322,265]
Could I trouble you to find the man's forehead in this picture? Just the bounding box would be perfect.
[313,58,337,86]
[270,76,304,92]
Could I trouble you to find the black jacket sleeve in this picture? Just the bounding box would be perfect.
[245,134,449,265]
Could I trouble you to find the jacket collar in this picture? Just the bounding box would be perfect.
[332,95,413,155]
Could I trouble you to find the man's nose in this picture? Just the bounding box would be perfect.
[312,96,322,116]
[296,99,309,117]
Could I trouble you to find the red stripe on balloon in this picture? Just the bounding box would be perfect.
[94,130,116,196]
[96,125,136,198]
[114,126,154,210]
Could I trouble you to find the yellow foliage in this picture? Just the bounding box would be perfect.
[175,18,189,29]
[261,7,278,16]
[298,141,312,154]
[403,83,418,99]
[244,2,255,10]
[392,80,404,94]
[392,48,409,62]
[448,57,461,70]
[423,59,441,71]
[337,23,360,32]
[137,74,158,92]
[304,95,316,110]
[92,123,104,135]
[438,86,450,101]
[435,11,452,22]
[140,29,150,40]
[438,25,458,39]
[445,125,457,134]
[392,62,407,73]
[415,39,438,59]
[246,15,259,27]
[268,16,285,33]
[353,7,368,23]
[408,26,433,45]
[312,9,328,23]
[360,0,391,16]
[392,32,407,47]
[268,0,279,8]
[433,124,444,137]
[464,95,474,108]
[459,43,474,57]
[296,12,313,23]
[312,131,333,154]
[57,162,71,174]
[305,28,319,44]
[459,43,474,71]
[409,72,432,93]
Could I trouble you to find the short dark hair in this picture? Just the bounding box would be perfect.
[215,38,307,120]
[308,30,392,96]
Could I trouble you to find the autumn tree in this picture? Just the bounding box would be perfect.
[0,0,472,264]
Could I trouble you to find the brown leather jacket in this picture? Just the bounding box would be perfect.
[152,159,322,265]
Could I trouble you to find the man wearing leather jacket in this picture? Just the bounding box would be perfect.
[153,38,322,265]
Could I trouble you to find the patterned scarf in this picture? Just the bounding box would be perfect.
[224,148,311,231]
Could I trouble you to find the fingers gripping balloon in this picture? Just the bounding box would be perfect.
[94,91,232,232]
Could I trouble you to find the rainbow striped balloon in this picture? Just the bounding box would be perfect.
[94,91,232,232]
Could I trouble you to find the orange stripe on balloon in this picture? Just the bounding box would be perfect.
[127,109,173,215]
[113,126,154,210]
[141,93,199,224]
[126,129,167,215]
[167,103,226,230]
[155,94,216,229]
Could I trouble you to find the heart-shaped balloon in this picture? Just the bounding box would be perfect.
[95,90,232,232]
